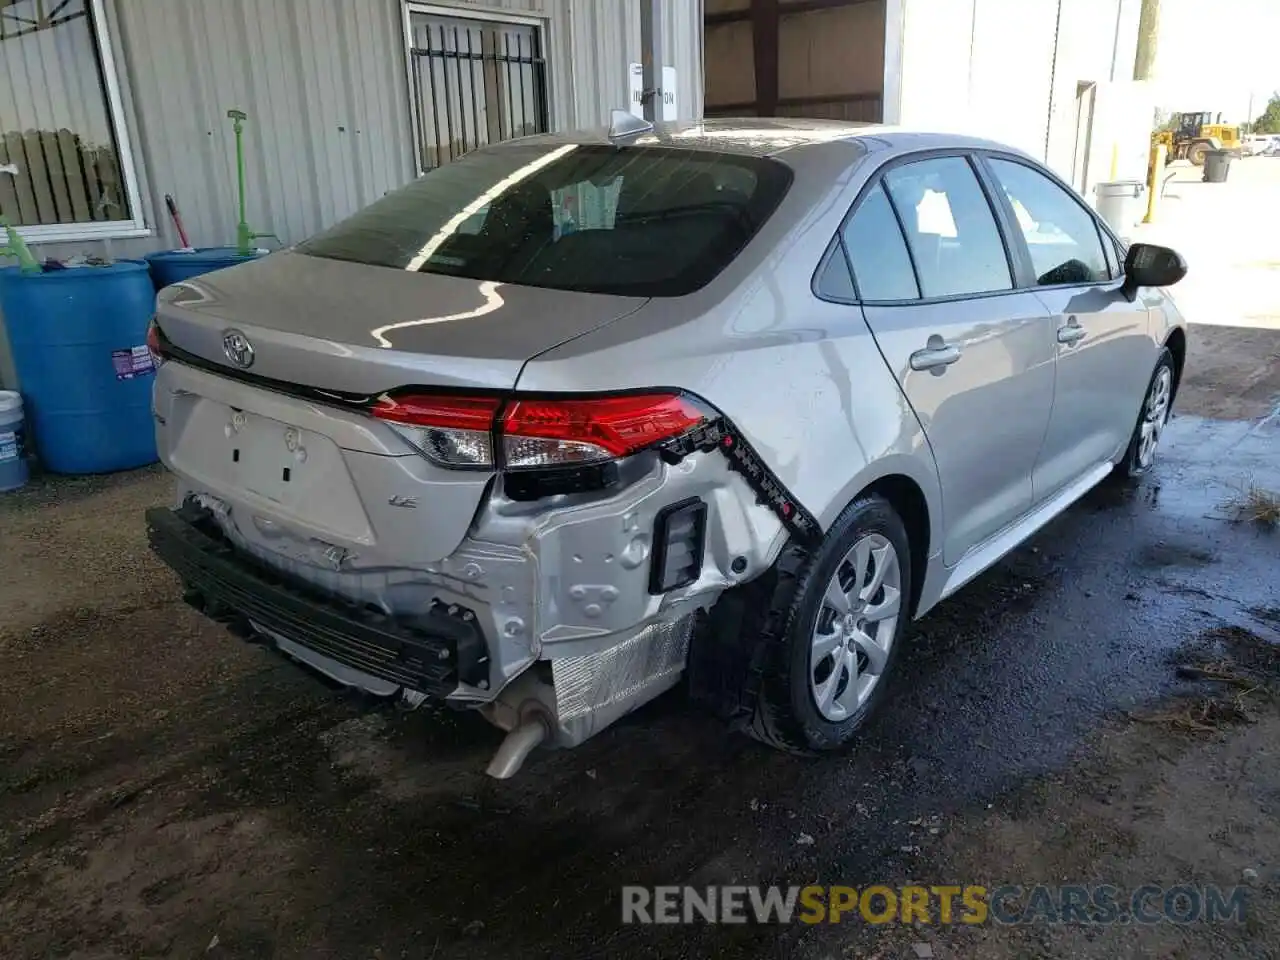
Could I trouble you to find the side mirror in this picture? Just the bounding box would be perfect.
[1121,242,1187,302]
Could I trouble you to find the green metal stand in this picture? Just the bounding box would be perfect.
[226,109,276,255]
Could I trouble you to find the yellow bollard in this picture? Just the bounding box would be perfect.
[1144,143,1167,224]
[1110,143,1120,180]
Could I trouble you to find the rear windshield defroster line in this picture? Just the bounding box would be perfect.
[296,144,793,298]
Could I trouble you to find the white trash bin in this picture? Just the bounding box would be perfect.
[1094,180,1148,233]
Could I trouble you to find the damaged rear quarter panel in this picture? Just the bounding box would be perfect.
[461,449,788,678]
[513,144,944,571]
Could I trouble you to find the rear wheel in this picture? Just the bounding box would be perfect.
[749,494,912,753]
[1187,141,1209,166]
[1114,347,1175,480]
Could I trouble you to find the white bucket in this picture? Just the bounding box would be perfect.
[0,389,28,492]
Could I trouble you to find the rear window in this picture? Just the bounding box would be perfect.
[296,144,793,297]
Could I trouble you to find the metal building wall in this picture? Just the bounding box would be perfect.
[109,0,700,254]
[115,0,416,254]
[560,0,704,128]
[0,0,704,389]
[21,0,703,260]
[893,0,1141,178]
[895,0,1060,155]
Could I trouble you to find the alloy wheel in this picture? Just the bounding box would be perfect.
[809,533,902,722]
[1137,365,1173,470]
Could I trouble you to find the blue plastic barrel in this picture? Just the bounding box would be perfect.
[0,389,28,492]
[145,246,261,290]
[0,261,158,474]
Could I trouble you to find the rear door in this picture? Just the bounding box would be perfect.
[839,154,1057,565]
[981,155,1154,501]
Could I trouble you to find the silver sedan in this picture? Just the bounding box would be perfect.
[147,118,1187,776]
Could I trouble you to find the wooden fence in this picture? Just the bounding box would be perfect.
[0,126,125,226]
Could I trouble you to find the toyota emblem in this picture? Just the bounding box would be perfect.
[222,329,255,369]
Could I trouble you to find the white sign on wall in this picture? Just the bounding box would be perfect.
[628,63,678,121]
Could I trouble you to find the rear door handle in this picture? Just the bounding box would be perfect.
[1057,318,1087,345]
[909,341,962,372]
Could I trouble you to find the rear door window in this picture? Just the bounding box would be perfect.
[297,144,792,297]
[882,157,1013,298]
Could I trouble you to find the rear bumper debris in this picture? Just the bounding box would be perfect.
[148,369,806,776]
[146,502,490,697]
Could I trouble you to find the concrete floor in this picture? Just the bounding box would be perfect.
[1,160,1278,960]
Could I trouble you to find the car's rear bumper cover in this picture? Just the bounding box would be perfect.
[150,381,795,751]
[147,502,489,698]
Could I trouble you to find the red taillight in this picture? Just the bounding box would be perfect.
[370,391,708,470]
[502,394,707,469]
[146,319,166,367]
[371,393,501,430]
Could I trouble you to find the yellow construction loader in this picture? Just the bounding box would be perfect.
[1153,111,1244,165]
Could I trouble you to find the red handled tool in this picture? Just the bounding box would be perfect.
[164,194,194,250]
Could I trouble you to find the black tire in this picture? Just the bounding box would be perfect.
[1187,141,1209,166]
[748,494,913,754]
[1112,347,1176,481]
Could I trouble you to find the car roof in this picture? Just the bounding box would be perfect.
[498,117,1034,165]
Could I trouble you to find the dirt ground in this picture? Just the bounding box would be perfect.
[799,630,1280,960]
[2,160,1280,960]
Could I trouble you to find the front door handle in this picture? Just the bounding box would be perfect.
[1057,318,1087,345]
[909,339,962,372]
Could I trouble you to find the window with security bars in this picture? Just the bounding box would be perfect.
[407,9,550,171]
[0,0,140,238]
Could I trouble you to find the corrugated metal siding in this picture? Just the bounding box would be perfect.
[114,0,700,251]
[559,0,702,129]
[115,0,417,252]
[18,0,703,257]
[1,0,705,389]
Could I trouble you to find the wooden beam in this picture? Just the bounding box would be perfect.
[751,0,780,116]
[707,0,879,27]
[706,90,882,114]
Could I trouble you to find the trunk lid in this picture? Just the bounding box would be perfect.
[154,250,648,394]
[153,251,647,574]
[155,358,489,570]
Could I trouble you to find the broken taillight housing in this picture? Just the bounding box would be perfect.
[371,393,500,468]
[146,319,167,367]
[371,391,709,471]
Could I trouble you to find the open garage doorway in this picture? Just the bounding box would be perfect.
[703,0,887,121]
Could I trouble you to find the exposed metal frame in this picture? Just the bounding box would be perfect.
[401,1,553,178]
[9,0,147,243]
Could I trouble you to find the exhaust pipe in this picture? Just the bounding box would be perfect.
[485,713,550,779]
